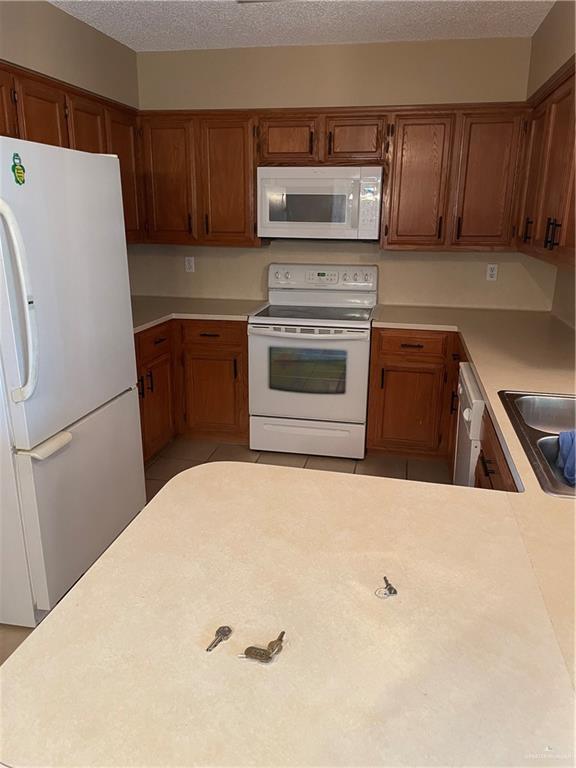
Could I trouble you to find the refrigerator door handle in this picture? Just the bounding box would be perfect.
[0,198,39,403]
[16,431,72,461]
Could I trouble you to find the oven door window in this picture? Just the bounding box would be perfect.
[269,347,347,394]
[268,193,348,223]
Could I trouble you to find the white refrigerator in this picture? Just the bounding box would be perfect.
[0,137,146,627]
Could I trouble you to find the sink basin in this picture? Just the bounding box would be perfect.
[514,395,576,434]
[499,391,575,498]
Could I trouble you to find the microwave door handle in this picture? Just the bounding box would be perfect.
[349,180,360,231]
[0,198,39,403]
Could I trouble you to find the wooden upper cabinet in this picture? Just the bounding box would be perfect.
[142,116,196,243]
[197,117,256,245]
[14,75,69,147]
[386,115,453,246]
[67,94,107,153]
[258,116,320,163]
[451,113,521,247]
[534,77,574,254]
[517,105,548,247]
[0,68,17,137]
[324,115,385,162]
[106,107,145,242]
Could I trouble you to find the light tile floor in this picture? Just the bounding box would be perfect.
[145,436,452,501]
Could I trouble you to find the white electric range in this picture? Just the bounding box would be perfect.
[248,263,378,459]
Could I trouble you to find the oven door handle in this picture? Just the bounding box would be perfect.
[248,325,370,341]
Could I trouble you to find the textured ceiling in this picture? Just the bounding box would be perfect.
[51,0,554,52]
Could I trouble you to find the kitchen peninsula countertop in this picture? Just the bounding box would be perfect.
[131,295,265,332]
[3,300,573,766]
[1,461,574,767]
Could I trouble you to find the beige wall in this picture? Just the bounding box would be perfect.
[528,1,575,97]
[137,38,530,110]
[0,1,138,106]
[552,267,576,328]
[128,241,557,311]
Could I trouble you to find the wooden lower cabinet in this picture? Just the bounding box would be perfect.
[180,320,248,441]
[367,329,458,456]
[139,353,174,461]
[135,323,175,462]
[474,411,518,492]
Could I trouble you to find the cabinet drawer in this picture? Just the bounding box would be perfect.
[137,322,172,364]
[375,329,448,359]
[182,320,247,347]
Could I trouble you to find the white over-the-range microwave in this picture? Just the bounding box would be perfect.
[257,166,383,240]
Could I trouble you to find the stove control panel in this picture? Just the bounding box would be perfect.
[269,264,377,291]
[305,270,339,284]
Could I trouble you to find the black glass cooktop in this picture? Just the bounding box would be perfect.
[254,305,372,322]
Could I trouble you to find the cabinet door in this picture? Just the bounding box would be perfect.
[142,117,196,243]
[183,349,247,436]
[534,78,575,253]
[67,94,107,153]
[517,105,548,248]
[142,354,174,461]
[368,359,446,452]
[325,116,384,162]
[197,118,256,245]
[106,107,146,242]
[0,68,17,137]
[452,113,521,246]
[14,75,69,147]
[259,117,320,163]
[387,115,453,246]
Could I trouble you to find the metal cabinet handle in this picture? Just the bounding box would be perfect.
[400,343,424,349]
[480,454,496,476]
[204,214,209,234]
[450,390,458,414]
[549,219,562,250]
[154,336,167,345]
[437,216,443,240]
[146,369,154,393]
[456,216,462,239]
[543,217,554,248]
[233,358,238,379]
[327,131,333,155]
[187,213,193,235]
[309,130,314,155]
[380,368,385,389]
[522,217,533,243]
[199,332,220,338]
[137,375,145,399]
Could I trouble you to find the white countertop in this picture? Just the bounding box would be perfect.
[2,301,574,766]
[1,462,574,767]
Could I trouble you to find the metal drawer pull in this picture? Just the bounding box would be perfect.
[481,454,496,476]
[154,336,167,345]
[380,368,385,388]
[400,343,424,349]
[199,332,221,338]
[522,217,533,242]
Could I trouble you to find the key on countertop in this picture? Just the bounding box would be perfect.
[206,626,232,652]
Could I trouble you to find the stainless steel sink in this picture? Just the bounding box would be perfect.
[499,391,575,498]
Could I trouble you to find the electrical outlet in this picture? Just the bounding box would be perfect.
[486,263,498,282]
[184,256,195,273]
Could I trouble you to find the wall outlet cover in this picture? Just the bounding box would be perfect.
[486,263,498,281]
[185,256,195,273]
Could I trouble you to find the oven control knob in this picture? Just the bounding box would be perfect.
[364,272,371,282]
[342,273,348,281]
[285,271,291,279]
[463,407,472,422]
[275,271,281,279]
[353,272,359,282]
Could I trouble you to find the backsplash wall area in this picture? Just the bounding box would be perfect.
[128,241,557,311]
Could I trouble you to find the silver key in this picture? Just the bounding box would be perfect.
[206,625,232,652]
